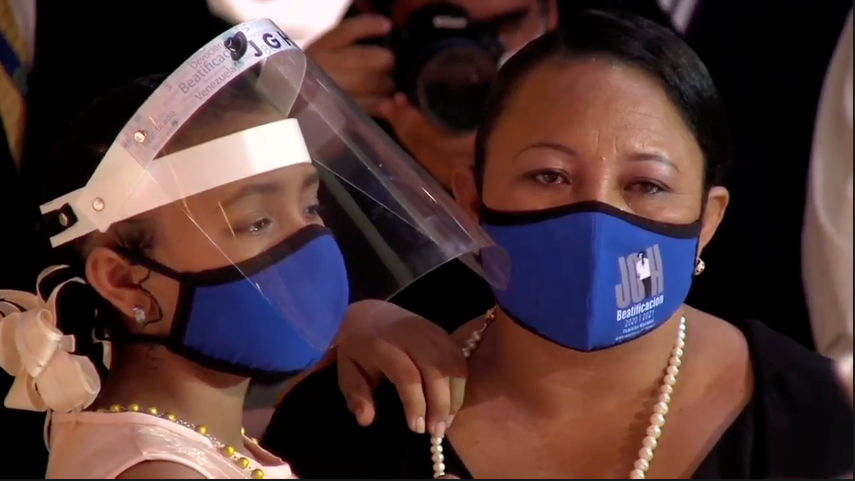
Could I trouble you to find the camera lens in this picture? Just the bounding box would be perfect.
[414,41,497,132]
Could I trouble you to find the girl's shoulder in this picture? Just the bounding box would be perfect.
[47,411,238,479]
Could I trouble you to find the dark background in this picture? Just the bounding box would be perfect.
[0,2,231,477]
[1,0,852,478]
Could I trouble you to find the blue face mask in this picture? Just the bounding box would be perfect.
[481,201,700,351]
[119,225,350,380]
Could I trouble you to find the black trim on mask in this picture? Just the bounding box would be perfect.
[497,304,663,353]
[112,332,308,383]
[480,201,701,239]
[117,224,331,285]
[111,224,332,381]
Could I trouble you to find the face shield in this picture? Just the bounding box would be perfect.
[39,19,509,379]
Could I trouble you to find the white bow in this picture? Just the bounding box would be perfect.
[0,266,102,413]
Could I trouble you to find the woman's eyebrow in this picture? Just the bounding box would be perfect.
[515,143,680,173]
[515,142,579,158]
[627,152,680,172]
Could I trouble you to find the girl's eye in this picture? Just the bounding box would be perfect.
[532,171,568,185]
[304,204,323,219]
[238,218,272,236]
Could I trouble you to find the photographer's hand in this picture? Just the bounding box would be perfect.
[307,15,396,116]
[380,94,476,189]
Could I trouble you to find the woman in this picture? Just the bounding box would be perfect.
[262,11,854,479]
[318,0,681,335]
[0,20,502,479]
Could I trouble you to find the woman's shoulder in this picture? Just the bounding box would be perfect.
[689,308,847,396]
[723,316,853,478]
[731,316,849,406]
[262,364,414,479]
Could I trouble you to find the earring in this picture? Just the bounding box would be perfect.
[694,257,706,276]
[133,307,147,325]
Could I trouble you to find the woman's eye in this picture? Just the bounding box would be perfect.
[532,171,568,185]
[236,218,272,236]
[628,181,668,195]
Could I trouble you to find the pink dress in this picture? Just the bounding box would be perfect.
[46,411,296,479]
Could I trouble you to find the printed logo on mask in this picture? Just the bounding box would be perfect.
[615,244,665,339]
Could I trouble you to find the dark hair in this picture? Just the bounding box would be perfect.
[37,71,271,360]
[40,75,167,266]
[32,75,165,373]
[473,10,731,194]
[41,71,272,261]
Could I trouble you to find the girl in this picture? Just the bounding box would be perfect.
[0,19,503,479]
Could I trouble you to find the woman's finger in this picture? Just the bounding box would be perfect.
[338,359,377,426]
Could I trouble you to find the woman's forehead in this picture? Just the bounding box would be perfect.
[507,60,677,127]
[490,59,700,162]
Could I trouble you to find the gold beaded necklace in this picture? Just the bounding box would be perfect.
[97,404,266,479]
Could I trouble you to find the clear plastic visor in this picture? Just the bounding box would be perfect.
[47,20,509,349]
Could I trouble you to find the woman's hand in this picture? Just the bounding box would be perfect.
[336,301,468,436]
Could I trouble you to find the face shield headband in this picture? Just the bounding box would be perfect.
[34,21,348,381]
[39,23,308,246]
[34,18,512,385]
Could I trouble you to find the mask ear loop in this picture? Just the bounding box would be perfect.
[131,267,164,330]
[95,258,165,351]
[130,268,170,369]
[108,247,168,332]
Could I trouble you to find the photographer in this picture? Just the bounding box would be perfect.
[307,0,557,188]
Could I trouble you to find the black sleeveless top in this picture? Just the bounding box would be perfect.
[261,318,853,479]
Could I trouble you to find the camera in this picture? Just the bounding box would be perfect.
[370,3,507,133]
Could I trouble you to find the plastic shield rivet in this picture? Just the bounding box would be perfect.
[133,131,147,143]
[92,198,105,212]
